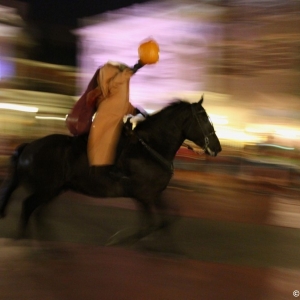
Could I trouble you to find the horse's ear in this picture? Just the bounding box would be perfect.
[198,95,204,105]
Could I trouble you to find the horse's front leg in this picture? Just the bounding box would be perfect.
[135,195,178,239]
[135,201,156,239]
[154,195,180,230]
[138,195,186,257]
[105,200,155,246]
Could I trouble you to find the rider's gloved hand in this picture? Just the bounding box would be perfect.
[132,60,144,73]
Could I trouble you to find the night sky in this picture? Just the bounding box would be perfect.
[24,0,150,27]
[18,0,150,65]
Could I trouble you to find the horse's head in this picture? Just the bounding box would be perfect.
[185,96,222,157]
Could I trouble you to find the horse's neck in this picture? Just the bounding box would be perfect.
[137,118,185,161]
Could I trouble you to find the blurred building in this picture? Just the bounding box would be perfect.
[0,4,24,84]
[0,0,299,180]
[75,0,300,145]
[74,0,300,177]
[207,0,300,95]
[0,2,76,151]
[0,1,77,94]
[75,0,227,112]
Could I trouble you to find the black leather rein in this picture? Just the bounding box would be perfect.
[137,136,174,175]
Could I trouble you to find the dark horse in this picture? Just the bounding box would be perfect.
[0,97,221,242]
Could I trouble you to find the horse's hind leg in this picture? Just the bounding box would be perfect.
[18,190,61,239]
[0,174,19,218]
[0,143,27,218]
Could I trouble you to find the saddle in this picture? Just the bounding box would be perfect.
[70,111,147,180]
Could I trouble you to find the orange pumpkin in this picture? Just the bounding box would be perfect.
[138,39,160,64]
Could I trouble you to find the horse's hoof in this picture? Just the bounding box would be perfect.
[136,239,188,259]
[105,227,139,246]
[106,236,138,247]
[14,228,28,241]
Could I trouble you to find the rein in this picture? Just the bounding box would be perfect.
[137,136,174,175]
[122,117,174,175]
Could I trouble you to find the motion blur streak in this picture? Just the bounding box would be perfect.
[0,1,300,300]
[0,103,38,113]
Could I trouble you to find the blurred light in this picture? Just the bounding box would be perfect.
[275,129,300,140]
[0,103,38,113]
[217,128,263,143]
[245,126,265,134]
[246,125,300,140]
[210,114,228,125]
[35,116,66,121]
[259,144,294,151]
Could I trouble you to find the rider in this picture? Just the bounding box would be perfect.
[86,39,159,178]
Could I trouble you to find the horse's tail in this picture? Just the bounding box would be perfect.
[0,143,28,218]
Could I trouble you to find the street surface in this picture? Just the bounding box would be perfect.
[0,169,299,300]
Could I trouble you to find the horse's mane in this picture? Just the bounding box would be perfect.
[134,99,191,132]
[155,99,190,114]
[146,99,191,120]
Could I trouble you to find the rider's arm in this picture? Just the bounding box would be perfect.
[86,61,143,107]
[106,60,145,96]
[106,65,133,96]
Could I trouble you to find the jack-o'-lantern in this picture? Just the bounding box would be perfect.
[138,39,160,64]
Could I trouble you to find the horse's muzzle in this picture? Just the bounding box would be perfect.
[205,145,222,157]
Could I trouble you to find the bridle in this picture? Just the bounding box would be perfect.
[191,105,216,155]
[131,104,216,174]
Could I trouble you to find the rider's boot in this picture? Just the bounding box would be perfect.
[89,165,112,177]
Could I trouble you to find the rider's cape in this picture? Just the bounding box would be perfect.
[66,68,101,136]
[87,63,135,166]
[67,62,137,165]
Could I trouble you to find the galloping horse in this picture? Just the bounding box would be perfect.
[0,97,221,242]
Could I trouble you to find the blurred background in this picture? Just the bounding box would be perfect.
[0,0,300,299]
[0,0,299,185]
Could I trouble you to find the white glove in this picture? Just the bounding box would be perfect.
[123,113,146,130]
